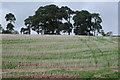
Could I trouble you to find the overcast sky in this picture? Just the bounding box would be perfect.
[1,2,118,35]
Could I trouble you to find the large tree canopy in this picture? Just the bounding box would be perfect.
[73,10,92,35]
[73,10,102,36]
[22,4,103,36]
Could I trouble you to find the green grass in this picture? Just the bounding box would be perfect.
[96,37,108,41]
[2,63,18,69]
[101,72,120,78]
[2,39,37,44]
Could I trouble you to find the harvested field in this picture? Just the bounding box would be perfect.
[1,34,119,79]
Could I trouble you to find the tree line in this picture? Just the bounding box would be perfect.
[0,4,112,36]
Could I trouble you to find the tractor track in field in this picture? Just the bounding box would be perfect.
[2,66,118,73]
[2,74,81,78]
[2,66,118,78]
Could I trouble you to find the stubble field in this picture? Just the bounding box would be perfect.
[1,34,119,79]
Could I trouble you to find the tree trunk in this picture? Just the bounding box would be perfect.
[97,31,98,36]
[28,26,30,35]
[52,30,54,34]
[94,30,96,36]
[68,14,71,35]
[38,26,40,35]
[68,32,70,35]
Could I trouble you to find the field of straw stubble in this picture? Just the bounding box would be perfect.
[1,34,119,79]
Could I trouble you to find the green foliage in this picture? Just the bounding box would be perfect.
[22,4,103,35]
[2,30,13,34]
[5,13,16,23]
[2,30,19,34]
[59,22,73,35]
[73,10,102,36]
[100,30,113,36]
[6,23,14,31]
[4,13,18,34]
[20,27,29,34]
